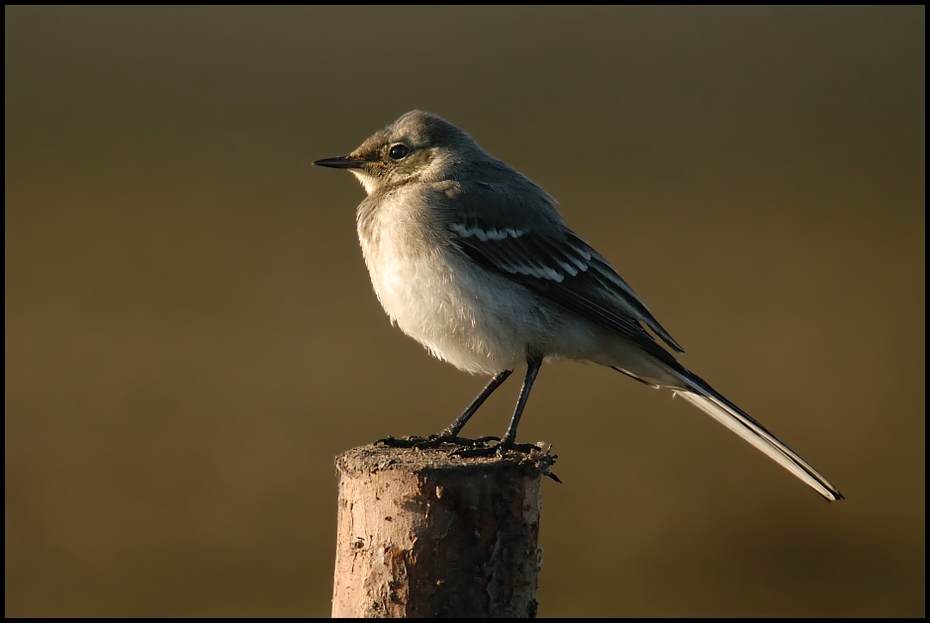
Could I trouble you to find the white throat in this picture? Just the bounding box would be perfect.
[350,170,377,195]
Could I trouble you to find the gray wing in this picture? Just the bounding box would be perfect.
[440,181,686,365]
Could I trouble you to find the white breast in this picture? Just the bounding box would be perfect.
[357,197,563,375]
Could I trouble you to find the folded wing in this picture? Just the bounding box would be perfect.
[443,181,685,368]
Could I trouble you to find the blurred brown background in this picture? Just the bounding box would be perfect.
[5,6,924,617]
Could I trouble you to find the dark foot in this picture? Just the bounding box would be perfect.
[376,434,500,450]
[378,436,561,483]
[451,438,541,458]
[451,440,562,482]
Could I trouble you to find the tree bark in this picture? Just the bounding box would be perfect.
[332,443,557,618]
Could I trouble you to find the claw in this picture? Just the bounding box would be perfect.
[376,435,430,448]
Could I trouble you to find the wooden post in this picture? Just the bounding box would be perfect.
[332,443,557,618]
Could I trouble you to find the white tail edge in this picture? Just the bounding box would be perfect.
[674,389,843,501]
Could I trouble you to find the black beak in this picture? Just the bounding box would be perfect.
[313,155,367,169]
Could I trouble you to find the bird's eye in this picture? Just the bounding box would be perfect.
[388,144,410,160]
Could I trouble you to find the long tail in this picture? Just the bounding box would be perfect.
[674,373,843,501]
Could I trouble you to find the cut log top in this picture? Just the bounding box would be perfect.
[334,442,558,481]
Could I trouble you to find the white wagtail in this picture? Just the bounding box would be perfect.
[315,110,842,501]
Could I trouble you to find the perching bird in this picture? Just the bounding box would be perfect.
[315,110,842,501]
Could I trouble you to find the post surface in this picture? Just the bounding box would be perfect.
[332,444,556,618]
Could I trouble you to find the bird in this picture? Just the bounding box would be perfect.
[314,110,843,501]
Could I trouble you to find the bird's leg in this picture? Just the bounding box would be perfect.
[377,370,513,449]
[438,369,513,438]
[455,354,543,457]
